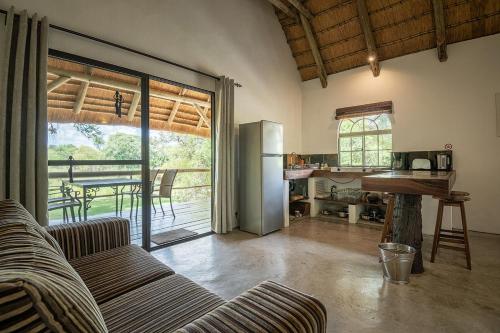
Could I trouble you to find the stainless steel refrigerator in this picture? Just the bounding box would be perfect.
[239,121,284,235]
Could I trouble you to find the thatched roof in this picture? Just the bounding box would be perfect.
[47,58,211,138]
[272,0,500,82]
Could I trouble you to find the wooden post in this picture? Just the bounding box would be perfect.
[431,0,447,62]
[392,193,424,274]
[356,0,380,76]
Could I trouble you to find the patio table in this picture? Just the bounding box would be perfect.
[71,178,142,220]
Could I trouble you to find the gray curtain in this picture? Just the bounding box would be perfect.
[213,77,235,234]
[0,7,49,226]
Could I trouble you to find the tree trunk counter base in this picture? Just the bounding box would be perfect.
[392,193,424,274]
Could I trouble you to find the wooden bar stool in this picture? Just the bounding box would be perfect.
[380,194,395,243]
[430,191,472,270]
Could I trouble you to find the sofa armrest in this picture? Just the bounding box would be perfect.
[176,280,327,333]
[46,217,130,260]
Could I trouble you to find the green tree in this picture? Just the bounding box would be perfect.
[103,133,141,161]
[48,144,78,160]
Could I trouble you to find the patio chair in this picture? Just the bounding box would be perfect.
[48,182,81,223]
[135,169,178,219]
[120,169,159,216]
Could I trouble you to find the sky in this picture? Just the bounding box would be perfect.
[48,123,166,147]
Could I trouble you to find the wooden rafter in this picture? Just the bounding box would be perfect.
[267,0,298,20]
[356,0,380,76]
[48,67,211,108]
[267,0,327,87]
[127,91,141,121]
[300,14,328,87]
[196,107,209,129]
[284,0,312,20]
[73,81,89,114]
[193,103,211,128]
[431,0,447,62]
[47,76,70,92]
[471,0,486,38]
[167,88,187,126]
[197,96,211,129]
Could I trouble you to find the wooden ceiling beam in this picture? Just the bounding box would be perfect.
[127,92,141,121]
[47,76,70,92]
[431,0,447,62]
[73,82,89,114]
[47,67,211,108]
[284,0,313,20]
[356,0,380,76]
[300,14,328,87]
[168,88,187,126]
[193,103,211,128]
[471,0,486,38]
[197,96,211,129]
[196,107,209,129]
[267,0,327,87]
[266,0,298,20]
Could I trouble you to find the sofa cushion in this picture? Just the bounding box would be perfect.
[100,274,225,333]
[177,280,327,333]
[0,199,65,257]
[0,201,107,332]
[69,244,175,304]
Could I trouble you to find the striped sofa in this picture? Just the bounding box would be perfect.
[0,199,327,332]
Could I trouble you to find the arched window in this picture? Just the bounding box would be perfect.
[338,114,392,167]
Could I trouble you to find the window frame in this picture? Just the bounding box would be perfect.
[338,114,392,168]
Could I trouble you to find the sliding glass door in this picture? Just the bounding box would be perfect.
[146,77,213,250]
[46,51,214,251]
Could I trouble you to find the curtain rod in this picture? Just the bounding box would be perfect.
[0,8,243,87]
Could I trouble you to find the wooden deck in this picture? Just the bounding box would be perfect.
[130,199,212,247]
[49,199,212,247]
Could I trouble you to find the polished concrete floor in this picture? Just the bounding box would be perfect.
[153,218,500,333]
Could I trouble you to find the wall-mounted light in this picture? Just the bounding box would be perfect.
[368,55,376,63]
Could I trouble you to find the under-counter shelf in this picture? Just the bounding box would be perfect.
[314,196,387,208]
[318,214,349,223]
[289,195,309,203]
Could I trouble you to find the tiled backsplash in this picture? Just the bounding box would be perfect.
[284,150,453,170]
[392,150,453,170]
[283,154,338,168]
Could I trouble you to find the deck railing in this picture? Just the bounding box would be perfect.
[48,159,211,205]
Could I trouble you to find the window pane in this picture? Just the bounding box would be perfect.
[365,135,378,150]
[339,137,351,151]
[352,151,362,166]
[363,119,377,132]
[380,150,392,166]
[337,114,392,168]
[340,152,351,166]
[380,134,392,150]
[365,151,378,167]
[339,120,353,133]
[352,119,363,132]
[376,114,392,130]
[352,136,363,151]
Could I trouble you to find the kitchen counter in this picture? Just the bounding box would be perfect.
[361,170,456,274]
[283,168,388,180]
[361,170,456,197]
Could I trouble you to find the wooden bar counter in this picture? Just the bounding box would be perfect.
[362,170,456,273]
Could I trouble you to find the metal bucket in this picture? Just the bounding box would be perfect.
[378,243,416,284]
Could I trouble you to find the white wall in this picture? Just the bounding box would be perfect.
[0,0,303,152]
[302,34,500,234]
